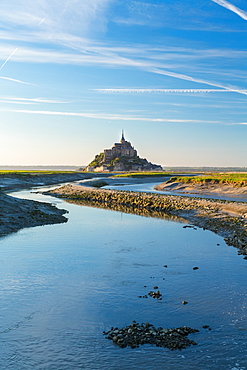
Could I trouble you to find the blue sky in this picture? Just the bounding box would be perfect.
[0,0,247,167]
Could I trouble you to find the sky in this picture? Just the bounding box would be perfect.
[0,0,247,167]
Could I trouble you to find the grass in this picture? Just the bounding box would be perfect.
[168,173,247,187]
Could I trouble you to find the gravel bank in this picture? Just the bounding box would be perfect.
[47,184,247,257]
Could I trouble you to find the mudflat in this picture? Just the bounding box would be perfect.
[0,172,90,237]
[154,181,247,198]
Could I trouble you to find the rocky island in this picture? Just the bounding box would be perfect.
[85,131,162,172]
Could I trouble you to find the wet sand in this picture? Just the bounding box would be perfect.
[0,172,91,237]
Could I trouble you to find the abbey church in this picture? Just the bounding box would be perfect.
[86,132,162,172]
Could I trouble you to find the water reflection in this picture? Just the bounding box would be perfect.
[64,198,187,224]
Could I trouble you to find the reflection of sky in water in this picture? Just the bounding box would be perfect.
[0,190,246,369]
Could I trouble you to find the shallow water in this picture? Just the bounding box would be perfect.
[0,189,247,369]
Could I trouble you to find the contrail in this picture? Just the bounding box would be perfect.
[149,67,247,96]
[38,18,46,26]
[0,48,19,71]
[94,88,234,93]
[211,0,247,21]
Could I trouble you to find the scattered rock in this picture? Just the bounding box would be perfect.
[103,322,199,350]
[153,286,159,289]
[148,290,162,300]
[183,225,197,230]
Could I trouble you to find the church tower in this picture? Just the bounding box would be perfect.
[120,130,125,143]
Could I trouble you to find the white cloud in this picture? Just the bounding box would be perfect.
[211,0,247,20]
[0,97,69,104]
[231,122,247,125]
[0,0,113,36]
[0,0,246,97]
[0,108,220,124]
[0,76,35,85]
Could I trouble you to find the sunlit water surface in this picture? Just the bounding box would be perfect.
[0,188,247,369]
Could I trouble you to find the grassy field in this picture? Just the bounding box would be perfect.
[168,173,247,187]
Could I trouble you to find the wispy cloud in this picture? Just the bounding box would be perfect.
[94,88,235,93]
[0,108,220,124]
[1,0,246,97]
[0,42,246,96]
[0,0,113,36]
[0,76,36,85]
[0,97,69,104]
[211,0,247,20]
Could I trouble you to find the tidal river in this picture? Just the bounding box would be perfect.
[0,185,247,369]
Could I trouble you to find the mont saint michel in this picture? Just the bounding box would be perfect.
[85,132,162,172]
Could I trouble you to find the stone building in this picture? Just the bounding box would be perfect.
[103,131,137,164]
[85,131,162,172]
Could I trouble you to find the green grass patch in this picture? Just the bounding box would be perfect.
[168,173,247,187]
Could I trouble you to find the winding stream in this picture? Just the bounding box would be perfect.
[0,186,247,369]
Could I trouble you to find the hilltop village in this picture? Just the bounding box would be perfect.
[85,132,163,172]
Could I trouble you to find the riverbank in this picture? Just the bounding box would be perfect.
[154,181,247,198]
[0,171,95,237]
[0,192,68,236]
[0,171,93,192]
[47,184,247,257]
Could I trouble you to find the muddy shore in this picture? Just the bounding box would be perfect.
[0,172,94,237]
[47,184,247,257]
[154,181,247,198]
[0,192,68,236]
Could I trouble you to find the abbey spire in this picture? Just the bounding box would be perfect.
[121,129,125,143]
